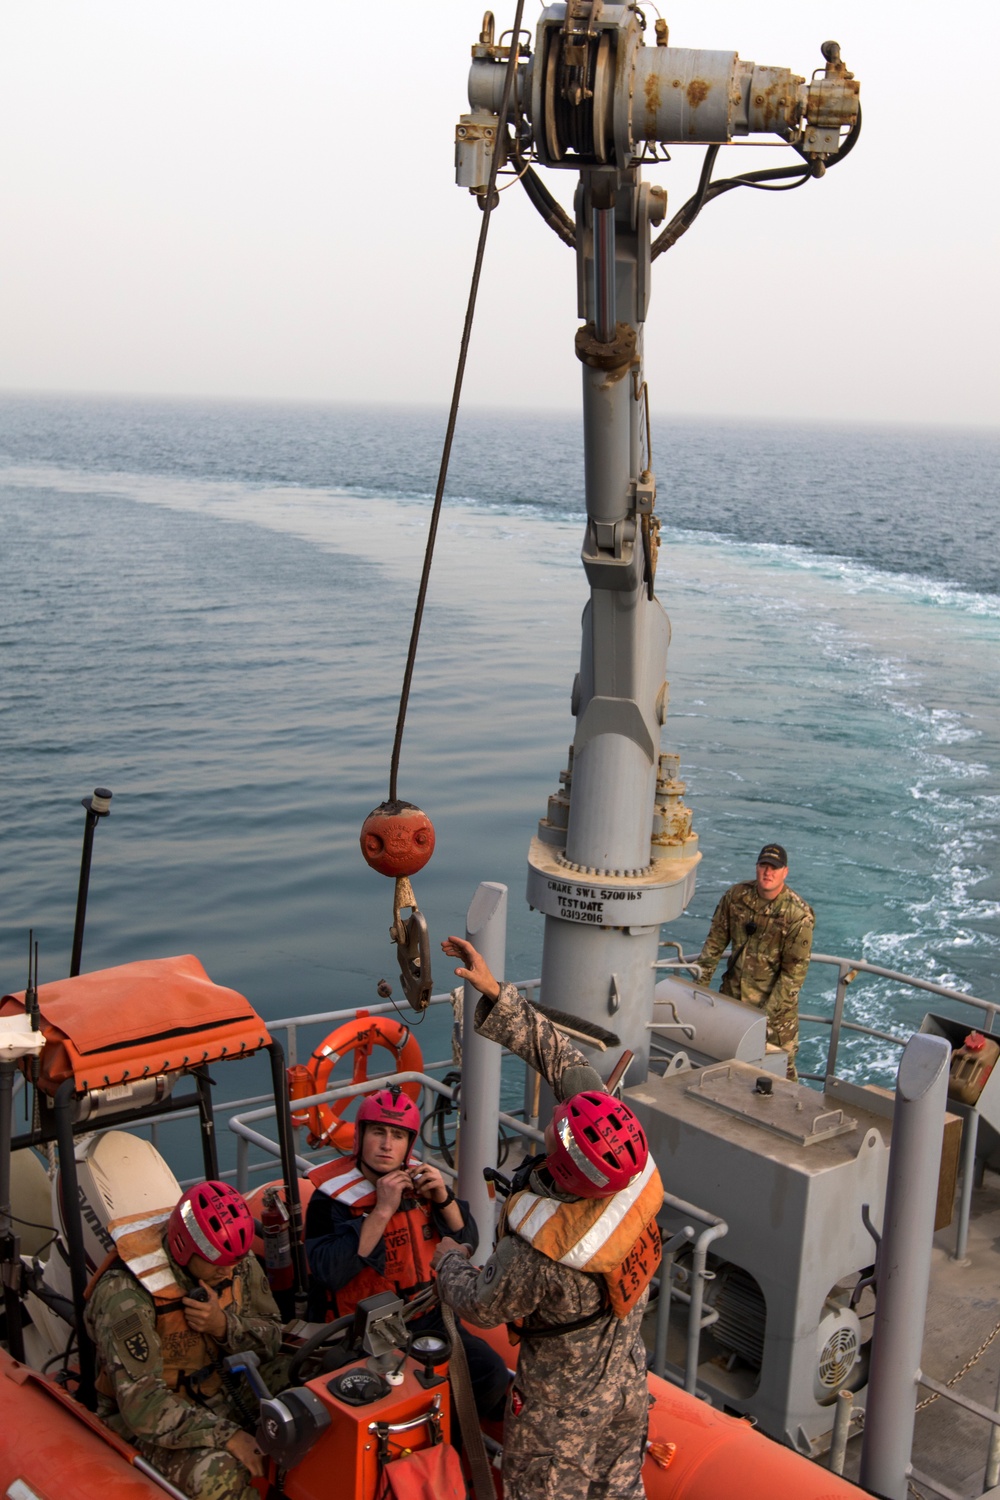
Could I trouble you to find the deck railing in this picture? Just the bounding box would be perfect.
[802,952,998,1080]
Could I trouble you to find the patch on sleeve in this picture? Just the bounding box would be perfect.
[475,1232,521,1302]
[123,1330,150,1364]
[113,1311,152,1373]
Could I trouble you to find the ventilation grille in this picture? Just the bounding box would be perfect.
[711,1265,767,1370]
[818,1324,860,1390]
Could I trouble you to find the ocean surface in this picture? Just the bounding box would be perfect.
[1,394,998,1126]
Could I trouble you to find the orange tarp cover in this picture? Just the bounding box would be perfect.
[0,954,270,1095]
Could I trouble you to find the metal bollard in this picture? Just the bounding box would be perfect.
[829,1389,854,1475]
[457,882,507,1246]
[859,1033,950,1500]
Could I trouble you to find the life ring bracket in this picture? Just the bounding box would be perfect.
[296,1013,424,1151]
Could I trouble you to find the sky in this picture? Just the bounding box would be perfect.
[1,1,997,428]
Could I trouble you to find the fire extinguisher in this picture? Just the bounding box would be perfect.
[260,1186,294,1295]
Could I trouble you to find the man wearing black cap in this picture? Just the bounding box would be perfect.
[696,844,815,1080]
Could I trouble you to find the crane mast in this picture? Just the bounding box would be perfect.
[456,4,860,1084]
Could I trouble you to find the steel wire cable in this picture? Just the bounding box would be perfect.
[387,1,526,802]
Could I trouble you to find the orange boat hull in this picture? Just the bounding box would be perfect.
[0,1351,162,1499]
[2,1330,867,1500]
[473,1324,867,1499]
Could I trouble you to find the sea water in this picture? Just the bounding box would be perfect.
[1,394,998,1115]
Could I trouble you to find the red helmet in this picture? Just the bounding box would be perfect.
[354,1086,421,1159]
[166,1180,254,1269]
[547,1092,648,1198]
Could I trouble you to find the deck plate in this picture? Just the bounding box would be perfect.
[685,1061,858,1145]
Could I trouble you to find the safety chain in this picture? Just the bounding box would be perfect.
[853,1312,1000,1485]
[851,1326,1000,1500]
[854,1317,1000,1431]
[891,1321,1000,1500]
[915,1316,1000,1412]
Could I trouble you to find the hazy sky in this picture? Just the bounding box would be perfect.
[2,1,997,427]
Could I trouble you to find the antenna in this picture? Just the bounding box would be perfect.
[25,929,40,1031]
[22,930,43,1112]
[70,786,113,977]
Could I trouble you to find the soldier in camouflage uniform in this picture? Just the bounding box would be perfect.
[85,1180,284,1500]
[697,842,815,1079]
[433,936,663,1500]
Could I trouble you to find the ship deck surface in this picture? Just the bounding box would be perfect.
[839,1169,1000,1499]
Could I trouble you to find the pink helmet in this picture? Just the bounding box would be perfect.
[354,1086,421,1159]
[166,1180,255,1268]
[547,1092,648,1198]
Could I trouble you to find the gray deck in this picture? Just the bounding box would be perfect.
[840,1170,1000,1499]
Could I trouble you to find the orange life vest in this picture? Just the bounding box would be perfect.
[88,1206,242,1403]
[308,1157,440,1317]
[501,1156,664,1319]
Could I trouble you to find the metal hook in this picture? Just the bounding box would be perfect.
[390,878,432,1012]
[850,1202,881,1308]
[396,909,432,1012]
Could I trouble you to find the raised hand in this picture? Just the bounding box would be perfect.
[441,936,500,1001]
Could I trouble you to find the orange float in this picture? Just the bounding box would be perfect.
[359,800,436,878]
[303,1012,423,1150]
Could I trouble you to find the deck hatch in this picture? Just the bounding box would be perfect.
[686,1062,858,1145]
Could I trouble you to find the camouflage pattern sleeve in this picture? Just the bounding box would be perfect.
[761,901,815,1042]
[435,1235,549,1329]
[221,1254,282,1360]
[473,984,603,1101]
[86,1271,239,1451]
[696,886,734,986]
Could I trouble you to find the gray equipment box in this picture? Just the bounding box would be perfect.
[629,1059,889,1452]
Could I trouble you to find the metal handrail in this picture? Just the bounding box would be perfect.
[141,1054,455,1159]
[227,1070,545,1192]
[910,1367,1000,1499]
[263,980,540,1067]
[806,952,997,1079]
[651,1190,728,1395]
[33,981,541,1186]
[669,949,996,1079]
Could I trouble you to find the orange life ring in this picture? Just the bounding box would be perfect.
[303,1011,423,1151]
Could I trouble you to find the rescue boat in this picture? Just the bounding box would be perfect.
[0,955,867,1500]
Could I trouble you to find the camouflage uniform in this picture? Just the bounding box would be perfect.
[435,985,652,1500]
[697,881,815,1079]
[85,1247,283,1500]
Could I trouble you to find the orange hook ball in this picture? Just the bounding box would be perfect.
[360,800,436,878]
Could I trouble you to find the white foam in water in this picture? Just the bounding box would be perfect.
[1,402,998,1102]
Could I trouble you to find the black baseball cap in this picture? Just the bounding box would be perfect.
[757,844,788,868]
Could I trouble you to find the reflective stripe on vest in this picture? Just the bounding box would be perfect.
[504,1158,664,1318]
[109,1207,181,1299]
[95,1214,243,1402]
[311,1160,376,1209]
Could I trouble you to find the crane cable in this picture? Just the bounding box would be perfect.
[387,1,526,804]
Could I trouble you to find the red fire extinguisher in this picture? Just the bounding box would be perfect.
[260,1186,294,1294]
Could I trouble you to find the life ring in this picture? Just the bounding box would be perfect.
[303,1012,423,1151]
